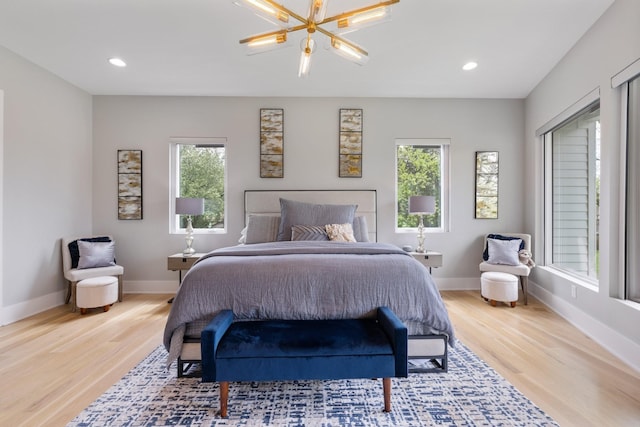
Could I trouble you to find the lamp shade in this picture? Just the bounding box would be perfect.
[175,197,204,216]
[408,196,436,215]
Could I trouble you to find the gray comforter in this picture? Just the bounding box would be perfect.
[163,241,455,364]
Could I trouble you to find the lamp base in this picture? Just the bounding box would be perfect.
[183,247,196,256]
[415,215,425,253]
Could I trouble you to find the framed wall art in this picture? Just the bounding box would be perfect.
[475,151,499,219]
[260,108,284,178]
[339,108,362,178]
[117,149,143,220]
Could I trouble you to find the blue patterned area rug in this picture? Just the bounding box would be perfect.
[68,342,557,426]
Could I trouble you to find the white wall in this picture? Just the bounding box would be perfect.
[92,96,525,293]
[0,46,93,324]
[525,0,640,370]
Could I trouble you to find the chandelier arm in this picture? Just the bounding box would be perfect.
[316,27,369,56]
[260,0,309,24]
[239,24,307,45]
[318,0,399,25]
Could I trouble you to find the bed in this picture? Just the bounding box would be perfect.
[163,190,455,375]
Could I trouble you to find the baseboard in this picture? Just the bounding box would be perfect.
[1,280,178,326]
[1,290,65,326]
[125,280,179,294]
[435,277,479,291]
[529,280,640,373]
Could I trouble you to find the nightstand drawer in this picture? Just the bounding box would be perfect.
[410,251,443,268]
[167,253,203,271]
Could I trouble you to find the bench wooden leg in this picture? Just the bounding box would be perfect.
[219,381,229,418]
[383,377,391,412]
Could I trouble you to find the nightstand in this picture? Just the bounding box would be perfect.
[409,250,443,273]
[167,253,205,302]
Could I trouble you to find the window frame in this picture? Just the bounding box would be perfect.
[541,98,600,287]
[611,58,640,303]
[169,137,227,234]
[622,75,640,303]
[394,138,450,234]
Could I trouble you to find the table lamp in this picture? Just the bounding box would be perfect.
[408,195,435,253]
[176,197,204,255]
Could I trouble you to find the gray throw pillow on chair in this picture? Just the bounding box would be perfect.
[77,240,116,269]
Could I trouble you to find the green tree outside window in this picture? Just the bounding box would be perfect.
[397,145,442,228]
[178,144,225,229]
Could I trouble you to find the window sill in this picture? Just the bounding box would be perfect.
[537,265,599,293]
[172,229,226,235]
[615,299,640,311]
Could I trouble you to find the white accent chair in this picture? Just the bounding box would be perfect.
[479,233,532,305]
[62,236,124,312]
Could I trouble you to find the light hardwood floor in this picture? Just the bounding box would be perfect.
[0,291,638,427]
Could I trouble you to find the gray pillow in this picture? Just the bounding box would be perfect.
[353,216,369,242]
[277,198,357,241]
[77,240,116,269]
[245,215,280,244]
[291,225,330,241]
[487,238,521,266]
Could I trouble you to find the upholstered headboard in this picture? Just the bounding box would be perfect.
[244,190,377,242]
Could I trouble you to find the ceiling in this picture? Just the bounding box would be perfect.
[0,0,614,98]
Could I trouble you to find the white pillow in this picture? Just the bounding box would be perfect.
[77,240,116,269]
[487,238,521,266]
[325,223,357,242]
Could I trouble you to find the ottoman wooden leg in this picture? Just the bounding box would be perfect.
[490,300,496,307]
[80,308,87,315]
[383,377,391,412]
[219,381,229,418]
[510,301,517,308]
[103,305,110,312]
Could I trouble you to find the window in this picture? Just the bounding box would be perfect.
[170,138,226,233]
[543,102,600,284]
[396,138,449,231]
[626,75,640,303]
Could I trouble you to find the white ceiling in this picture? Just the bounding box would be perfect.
[0,0,614,98]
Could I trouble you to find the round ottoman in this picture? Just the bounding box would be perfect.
[481,271,519,307]
[76,276,118,315]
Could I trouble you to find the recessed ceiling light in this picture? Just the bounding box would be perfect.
[462,61,478,71]
[108,57,127,67]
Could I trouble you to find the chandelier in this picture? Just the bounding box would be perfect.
[233,0,400,77]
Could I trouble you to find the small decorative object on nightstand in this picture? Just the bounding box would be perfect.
[408,195,435,253]
[410,250,443,273]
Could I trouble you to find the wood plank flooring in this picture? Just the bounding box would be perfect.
[0,291,638,426]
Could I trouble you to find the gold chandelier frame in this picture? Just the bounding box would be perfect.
[235,0,400,77]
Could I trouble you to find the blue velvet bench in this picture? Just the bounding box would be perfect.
[201,306,408,418]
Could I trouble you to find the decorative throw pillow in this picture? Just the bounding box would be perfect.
[486,238,521,266]
[68,236,111,268]
[245,215,281,244]
[352,216,369,242]
[325,223,357,242]
[77,240,116,269]
[483,234,525,261]
[291,225,330,241]
[277,198,357,241]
